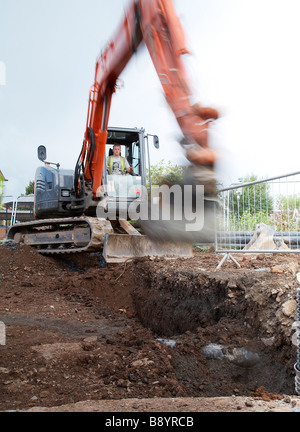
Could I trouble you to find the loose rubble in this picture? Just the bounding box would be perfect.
[1,242,300,412]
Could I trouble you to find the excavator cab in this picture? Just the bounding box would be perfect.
[101,127,150,220]
[105,140,142,197]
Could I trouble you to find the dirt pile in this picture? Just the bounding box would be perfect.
[0,242,300,412]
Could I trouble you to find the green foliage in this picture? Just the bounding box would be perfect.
[25,180,34,195]
[229,174,273,218]
[271,194,300,232]
[277,194,300,211]
[228,211,271,231]
[147,159,186,187]
[219,174,300,232]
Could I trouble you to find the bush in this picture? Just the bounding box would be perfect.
[147,159,186,187]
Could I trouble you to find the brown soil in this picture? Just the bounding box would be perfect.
[1,243,300,412]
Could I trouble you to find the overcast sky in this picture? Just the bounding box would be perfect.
[1,0,300,200]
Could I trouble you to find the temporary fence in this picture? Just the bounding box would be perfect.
[215,171,300,268]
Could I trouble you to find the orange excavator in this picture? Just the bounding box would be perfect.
[8,0,219,262]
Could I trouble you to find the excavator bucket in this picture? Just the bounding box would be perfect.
[140,197,217,245]
[138,163,218,246]
[103,233,193,263]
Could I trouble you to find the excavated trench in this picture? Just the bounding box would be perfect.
[1,244,298,409]
[130,259,297,397]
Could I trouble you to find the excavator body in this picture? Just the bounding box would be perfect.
[8,127,194,262]
[33,127,148,220]
[8,0,219,261]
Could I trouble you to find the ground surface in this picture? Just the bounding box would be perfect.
[1,242,300,412]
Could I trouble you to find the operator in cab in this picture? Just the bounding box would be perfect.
[106,143,134,175]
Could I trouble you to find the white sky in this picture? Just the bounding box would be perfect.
[1,0,300,200]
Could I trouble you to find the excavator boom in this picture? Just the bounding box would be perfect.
[80,0,218,198]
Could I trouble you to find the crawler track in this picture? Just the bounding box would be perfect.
[7,217,114,255]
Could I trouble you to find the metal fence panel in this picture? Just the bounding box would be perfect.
[215,171,300,256]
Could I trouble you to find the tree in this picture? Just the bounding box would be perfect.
[25,180,34,195]
[229,174,273,218]
[147,159,186,187]
[222,174,274,231]
[272,194,300,232]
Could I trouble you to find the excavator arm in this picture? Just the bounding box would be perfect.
[78,0,218,199]
[8,0,218,260]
